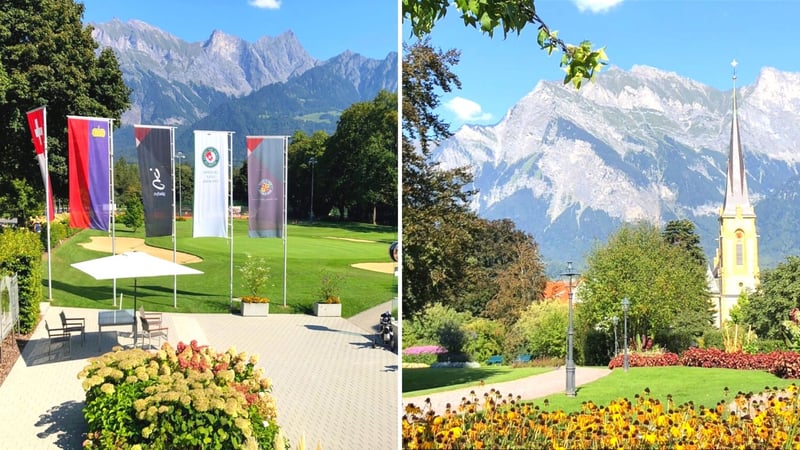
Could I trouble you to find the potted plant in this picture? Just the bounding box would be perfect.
[313,270,343,317]
[239,255,270,316]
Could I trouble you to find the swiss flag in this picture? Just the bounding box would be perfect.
[26,106,55,221]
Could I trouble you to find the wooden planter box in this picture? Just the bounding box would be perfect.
[313,302,341,317]
[241,302,269,316]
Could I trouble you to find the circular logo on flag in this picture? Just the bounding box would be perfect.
[258,178,273,196]
[202,147,220,168]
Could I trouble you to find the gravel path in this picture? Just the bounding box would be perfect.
[403,366,612,415]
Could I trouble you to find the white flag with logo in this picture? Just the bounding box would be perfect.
[193,130,230,238]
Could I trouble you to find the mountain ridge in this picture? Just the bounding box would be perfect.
[433,65,800,271]
[88,19,397,162]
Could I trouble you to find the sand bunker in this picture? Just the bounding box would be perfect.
[351,262,396,274]
[78,237,203,264]
[325,236,376,243]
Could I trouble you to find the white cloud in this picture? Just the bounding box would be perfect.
[249,0,281,9]
[444,97,493,122]
[572,0,624,13]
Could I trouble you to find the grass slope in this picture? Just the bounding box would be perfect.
[539,366,797,414]
[46,220,397,317]
[403,366,553,397]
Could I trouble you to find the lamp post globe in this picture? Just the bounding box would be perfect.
[561,261,580,397]
[621,297,630,372]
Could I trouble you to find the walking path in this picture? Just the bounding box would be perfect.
[0,300,398,449]
[403,366,612,416]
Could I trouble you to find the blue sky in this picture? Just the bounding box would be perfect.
[80,0,398,60]
[404,0,800,129]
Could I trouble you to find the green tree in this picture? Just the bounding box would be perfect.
[507,300,569,359]
[578,222,712,346]
[287,130,328,220]
[232,161,248,207]
[741,256,800,341]
[484,238,547,328]
[320,90,397,225]
[403,0,608,89]
[0,0,130,219]
[402,41,478,316]
[120,194,144,232]
[662,219,706,267]
[113,157,141,207]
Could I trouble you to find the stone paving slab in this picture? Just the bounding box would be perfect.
[0,302,399,449]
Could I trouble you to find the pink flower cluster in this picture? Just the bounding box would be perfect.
[403,345,446,356]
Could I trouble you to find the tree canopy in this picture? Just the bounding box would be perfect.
[402,41,547,318]
[402,0,608,88]
[740,256,800,341]
[0,0,130,222]
[662,219,706,268]
[320,90,397,224]
[578,222,713,343]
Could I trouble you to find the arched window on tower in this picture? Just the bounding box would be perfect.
[735,229,744,266]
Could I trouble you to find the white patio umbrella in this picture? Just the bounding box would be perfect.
[71,251,203,313]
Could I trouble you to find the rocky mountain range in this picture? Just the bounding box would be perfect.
[432,65,800,271]
[89,19,397,163]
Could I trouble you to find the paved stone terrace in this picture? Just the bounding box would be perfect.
[0,302,398,449]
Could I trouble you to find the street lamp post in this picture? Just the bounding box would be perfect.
[562,261,580,397]
[175,152,186,217]
[622,297,630,372]
[308,157,317,221]
[611,316,619,356]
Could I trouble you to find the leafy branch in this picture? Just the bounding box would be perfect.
[403,0,608,89]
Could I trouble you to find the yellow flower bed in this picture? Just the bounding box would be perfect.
[402,385,800,449]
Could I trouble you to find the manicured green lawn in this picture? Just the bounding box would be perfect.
[403,365,799,415]
[45,220,397,317]
[533,367,797,414]
[403,366,553,397]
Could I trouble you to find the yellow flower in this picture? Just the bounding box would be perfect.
[449,426,463,439]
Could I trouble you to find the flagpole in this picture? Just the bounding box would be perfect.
[43,107,53,300]
[229,132,234,306]
[109,119,117,307]
[283,136,288,308]
[171,127,178,308]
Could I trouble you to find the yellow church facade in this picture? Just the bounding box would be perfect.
[711,61,760,328]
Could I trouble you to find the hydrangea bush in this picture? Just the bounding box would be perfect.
[78,340,284,449]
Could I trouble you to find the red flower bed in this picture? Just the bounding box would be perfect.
[770,351,800,379]
[681,347,782,370]
[608,352,680,369]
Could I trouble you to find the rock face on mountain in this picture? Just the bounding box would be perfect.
[89,19,397,161]
[432,66,800,270]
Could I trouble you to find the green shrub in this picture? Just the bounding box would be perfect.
[0,228,42,332]
[79,340,284,449]
[462,318,505,364]
[438,322,466,355]
[701,329,724,349]
[507,301,568,360]
[404,303,472,346]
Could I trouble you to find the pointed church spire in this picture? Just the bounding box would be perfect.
[722,59,754,216]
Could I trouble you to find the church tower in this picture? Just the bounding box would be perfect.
[712,60,760,327]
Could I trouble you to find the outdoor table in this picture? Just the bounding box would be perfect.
[98,309,136,351]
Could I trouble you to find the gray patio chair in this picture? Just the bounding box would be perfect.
[139,315,168,350]
[59,310,85,346]
[45,320,70,360]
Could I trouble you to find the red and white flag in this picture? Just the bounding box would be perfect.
[26,106,55,221]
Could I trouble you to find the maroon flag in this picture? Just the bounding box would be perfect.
[26,106,55,221]
[247,136,286,238]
